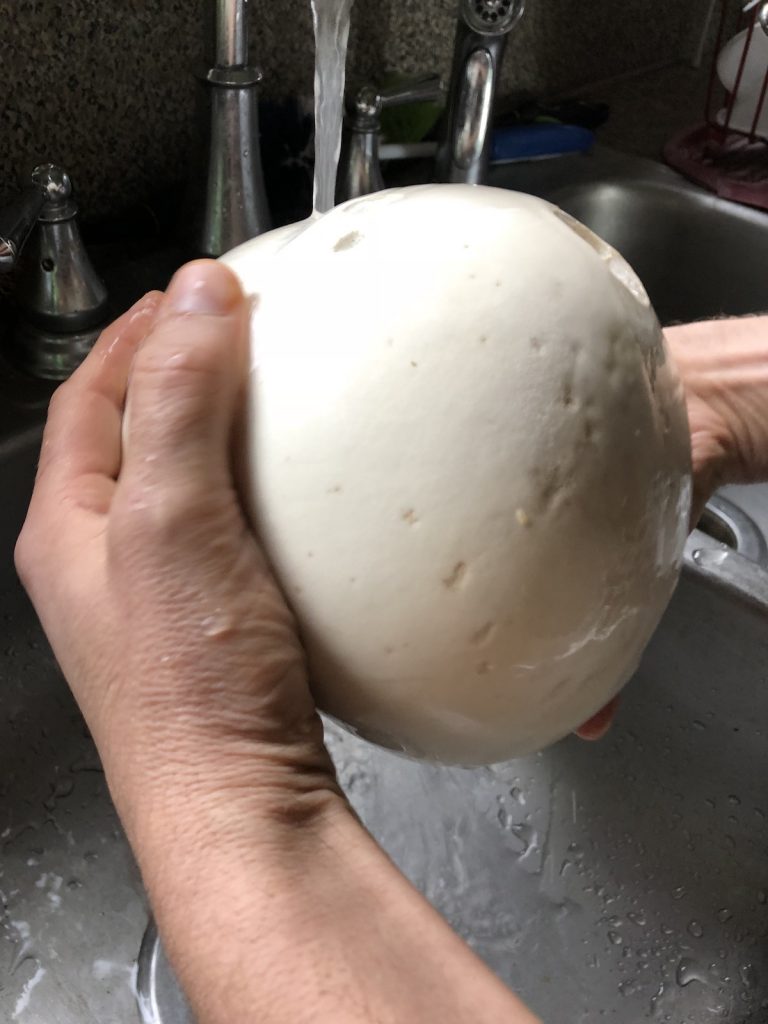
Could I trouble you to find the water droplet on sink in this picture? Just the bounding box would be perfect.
[672,885,686,900]
[728,794,741,806]
[676,957,708,987]
[628,910,647,926]
[757,889,767,904]
[739,963,758,989]
[508,822,535,855]
[717,908,732,923]
[608,930,622,945]
[688,920,704,938]
[43,777,74,811]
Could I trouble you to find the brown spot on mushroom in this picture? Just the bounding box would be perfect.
[476,661,493,675]
[560,375,574,408]
[530,336,543,352]
[401,508,419,525]
[479,335,488,344]
[442,561,467,589]
[410,360,418,368]
[327,484,343,494]
[471,622,496,646]
[334,230,362,252]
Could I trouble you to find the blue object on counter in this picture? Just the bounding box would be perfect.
[491,123,595,164]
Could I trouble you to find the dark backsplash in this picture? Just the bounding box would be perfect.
[1,0,698,224]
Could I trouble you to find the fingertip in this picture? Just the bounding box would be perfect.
[575,696,620,741]
[164,260,245,317]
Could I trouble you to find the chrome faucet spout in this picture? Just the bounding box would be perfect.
[436,0,525,185]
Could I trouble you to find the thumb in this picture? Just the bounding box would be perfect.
[121,260,249,494]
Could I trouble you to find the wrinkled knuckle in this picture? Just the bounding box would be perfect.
[110,480,201,559]
[133,319,219,387]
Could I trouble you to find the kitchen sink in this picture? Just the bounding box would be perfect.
[1,151,768,1022]
[491,146,768,546]
[489,146,768,327]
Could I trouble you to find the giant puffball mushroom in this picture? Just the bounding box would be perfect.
[222,184,692,766]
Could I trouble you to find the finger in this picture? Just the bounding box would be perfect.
[574,696,620,741]
[17,292,163,600]
[35,292,163,501]
[121,261,248,497]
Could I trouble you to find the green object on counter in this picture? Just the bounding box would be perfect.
[379,71,444,144]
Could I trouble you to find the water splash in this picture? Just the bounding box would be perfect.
[12,963,46,1019]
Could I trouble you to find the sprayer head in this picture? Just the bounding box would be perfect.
[461,0,525,35]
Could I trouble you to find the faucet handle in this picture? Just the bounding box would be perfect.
[380,74,444,110]
[348,75,444,130]
[0,165,77,273]
[339,75,444,206]
[0,183,47,273]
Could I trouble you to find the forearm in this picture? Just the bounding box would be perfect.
[128,785,540,1024]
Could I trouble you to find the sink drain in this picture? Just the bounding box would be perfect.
[136,921,194,1024]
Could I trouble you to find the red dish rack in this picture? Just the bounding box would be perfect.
[665,0,768,210]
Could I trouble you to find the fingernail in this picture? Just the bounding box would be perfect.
[165,261,241,316]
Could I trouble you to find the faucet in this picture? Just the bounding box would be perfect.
[436,0,525,184]
[187,0,271,257]
[337,0,525,201]
[337,76,444,204]
[0,164,108,380]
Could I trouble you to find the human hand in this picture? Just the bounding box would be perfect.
[17,261,543,1024]
[665,315,768,525]
[15,260,339,844]
[577,314,768,740]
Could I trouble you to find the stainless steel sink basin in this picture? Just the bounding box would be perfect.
[327,537,768,1023]
[1,151,768,1022]
[490,146,768,547]
[488,147,768,326]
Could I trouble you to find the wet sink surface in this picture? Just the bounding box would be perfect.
[2,418,768,1022]
[2,152,768,1021]
[0,428,147,1022]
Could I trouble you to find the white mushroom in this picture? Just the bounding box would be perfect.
[222,184,691,765]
